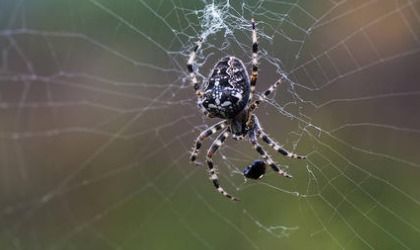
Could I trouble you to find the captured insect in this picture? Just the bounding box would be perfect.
[242,160,266,180]
[187,19,305,201]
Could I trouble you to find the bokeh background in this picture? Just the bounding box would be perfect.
[1,0,420,249]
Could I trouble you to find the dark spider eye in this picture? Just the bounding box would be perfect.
[243,160,266,179]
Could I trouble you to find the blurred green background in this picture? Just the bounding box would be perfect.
[1,0,420,249]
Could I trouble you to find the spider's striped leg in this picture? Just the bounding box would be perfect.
[249,133,292,178]
[187,38,204,97]
[252,114,306,159]
[249,18,258,102]
[206,129,239,201]
[258,131,306,159]
[247,78,283,122]
[261,77,283,98]
[190,120,227,163]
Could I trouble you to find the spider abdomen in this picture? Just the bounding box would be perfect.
[200,56,250,119]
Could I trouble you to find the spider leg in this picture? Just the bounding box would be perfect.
[190,120,228,163]
[258,131,306,159]
[261,77,283,98]
[249,18,258,102]
[251,115,306,159]
[249,133,292,178]
[252,114,306,159]
[247,78,283,127]
[206,129,239,201]
[187,38,204,97]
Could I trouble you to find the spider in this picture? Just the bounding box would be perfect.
[187,19,305,201]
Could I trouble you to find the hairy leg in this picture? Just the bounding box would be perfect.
[190,120,227,163]
[206,129,239,201]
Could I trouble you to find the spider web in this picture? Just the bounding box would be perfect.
[1,0,420,249]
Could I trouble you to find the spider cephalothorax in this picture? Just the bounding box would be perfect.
[187,19,306,201]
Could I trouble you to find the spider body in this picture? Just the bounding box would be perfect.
[187,19,306,201]
[200,56,250,120]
